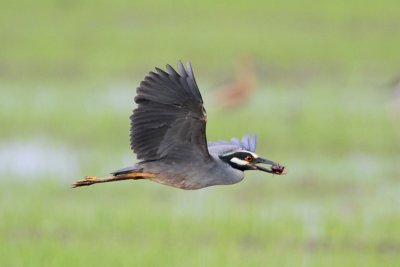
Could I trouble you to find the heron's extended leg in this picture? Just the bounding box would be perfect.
[71,172,155,188]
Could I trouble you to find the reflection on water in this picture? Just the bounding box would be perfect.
[0,138,80,181]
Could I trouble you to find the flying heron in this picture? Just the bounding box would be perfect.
[72,61,285,190]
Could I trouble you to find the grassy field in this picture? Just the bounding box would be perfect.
[1,0,400,266]
[1,0,400,82]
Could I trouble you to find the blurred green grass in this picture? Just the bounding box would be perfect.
[1,175,399,267]
[1,83,399,266]
[1,0,400,266]
[1,0,400,82]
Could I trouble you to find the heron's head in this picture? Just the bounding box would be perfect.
[219,150,286,174]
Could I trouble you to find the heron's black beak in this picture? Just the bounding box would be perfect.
[253,157,286,175]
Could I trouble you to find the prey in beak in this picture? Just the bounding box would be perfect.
[252,157,286,175]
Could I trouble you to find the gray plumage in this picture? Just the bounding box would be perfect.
[127,60,241,189]
[72,61,285,190]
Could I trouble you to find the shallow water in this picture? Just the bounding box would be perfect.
[0,138,81,181]
[0,135,395,184]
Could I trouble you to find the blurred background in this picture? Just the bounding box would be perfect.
[1,0,400,266]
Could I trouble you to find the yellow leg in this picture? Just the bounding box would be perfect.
[71,172,155,188]
[84,176,98,181]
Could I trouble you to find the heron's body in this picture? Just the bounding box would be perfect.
[115,146,244,190]
[143,157,243,190]
[72,61,285,190]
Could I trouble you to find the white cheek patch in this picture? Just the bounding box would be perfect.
[230,157,249,166]
[248,152,258,158]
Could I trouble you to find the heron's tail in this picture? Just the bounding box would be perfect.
[71,166,154,188]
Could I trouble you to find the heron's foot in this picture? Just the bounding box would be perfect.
[71,176,98,188]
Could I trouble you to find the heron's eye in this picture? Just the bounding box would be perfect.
[245,155,253,162]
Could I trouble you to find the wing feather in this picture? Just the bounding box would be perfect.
[130,61,210,162]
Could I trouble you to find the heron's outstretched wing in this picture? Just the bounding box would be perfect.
[130,61,211,162]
